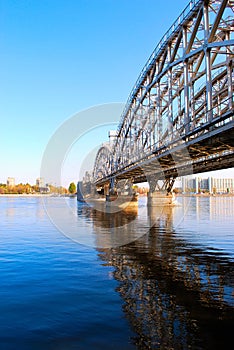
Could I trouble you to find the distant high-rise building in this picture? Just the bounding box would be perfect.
[209,177,234,194]
[36,177,50,193]
[7,177,15,187]
[181,176,234,193]
[36,177,44,188]
[182,176,195,192]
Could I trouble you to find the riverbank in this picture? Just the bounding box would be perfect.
[0,193,76,198]
[137,192,234,197]
[1,192,233,199]
[176,192,234,197]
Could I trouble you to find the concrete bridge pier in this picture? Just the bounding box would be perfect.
[147,191,175,206]
[106,178,138,209]
[147,176,176,206]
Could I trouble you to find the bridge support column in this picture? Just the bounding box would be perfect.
[77,180,96,202]
[147,176,176,206]
[105,177,117,200]
[106,178,138,209]
[77,181,85,202]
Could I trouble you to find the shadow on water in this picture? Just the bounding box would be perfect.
[77,200,234,349]
[77,202,138,228]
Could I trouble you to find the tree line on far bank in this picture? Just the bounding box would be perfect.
[0,182,77,195]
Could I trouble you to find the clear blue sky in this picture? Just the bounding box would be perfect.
[0,0,233,187]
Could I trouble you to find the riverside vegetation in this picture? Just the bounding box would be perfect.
[0,182,76,195]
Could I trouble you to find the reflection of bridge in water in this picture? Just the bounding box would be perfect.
[79,0,234,207]
[77,198,234,348]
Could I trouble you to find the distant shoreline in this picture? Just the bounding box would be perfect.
[0,193,233,198]
[176,193,234,197]
[0,194,53,197]
[0,193,76,198]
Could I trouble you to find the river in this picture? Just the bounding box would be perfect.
[0,195,233,349]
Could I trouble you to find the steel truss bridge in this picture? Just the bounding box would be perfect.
[93,0,234,193]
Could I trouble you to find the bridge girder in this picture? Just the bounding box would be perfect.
[93,0,234,187]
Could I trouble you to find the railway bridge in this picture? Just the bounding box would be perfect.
[81,0,234,205]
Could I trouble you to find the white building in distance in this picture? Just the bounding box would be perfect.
[7,177,15,187]
[181,176,234,194]
[36,177,45,188]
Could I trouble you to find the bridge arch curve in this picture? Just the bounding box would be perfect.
[93,144,113,182]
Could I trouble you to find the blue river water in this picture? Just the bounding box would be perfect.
[0,195,233,349]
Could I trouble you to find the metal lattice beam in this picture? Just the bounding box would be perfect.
[93,0,234,186]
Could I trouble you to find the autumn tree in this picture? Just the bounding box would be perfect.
[68,182,76,194]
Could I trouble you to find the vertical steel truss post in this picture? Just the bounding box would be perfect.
[183,26,190,134]
[168,44,173,138]
[204,2,213,123]
[226,30,234,109]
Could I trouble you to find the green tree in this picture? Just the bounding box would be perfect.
[68,182,76,194]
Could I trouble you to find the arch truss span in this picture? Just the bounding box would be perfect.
[93,143,113,184]
[106,0,234,183]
